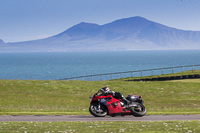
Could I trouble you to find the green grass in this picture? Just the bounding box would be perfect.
[0,75,200,115]
[0,121,199,133]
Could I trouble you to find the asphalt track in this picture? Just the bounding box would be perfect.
[0,115,200,122]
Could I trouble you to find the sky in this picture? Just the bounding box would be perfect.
[0,0,200,43]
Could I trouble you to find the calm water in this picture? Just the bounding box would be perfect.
[0,50,200,80]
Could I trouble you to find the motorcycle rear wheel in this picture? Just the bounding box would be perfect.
[89,103,107,117]
[131,103,146,117]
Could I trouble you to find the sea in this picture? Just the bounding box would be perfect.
[0,50,200,80]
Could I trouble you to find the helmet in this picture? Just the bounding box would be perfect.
[100,87,110,93]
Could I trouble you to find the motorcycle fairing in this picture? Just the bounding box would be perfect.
[100,97,123,115]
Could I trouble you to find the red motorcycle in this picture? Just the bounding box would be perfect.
[89,92,146,117]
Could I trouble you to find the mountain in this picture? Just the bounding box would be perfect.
[0,39,4,45]
[1,16,200,52]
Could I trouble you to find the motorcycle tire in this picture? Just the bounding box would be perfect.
[131,103,146,117]
[89,103,107,117]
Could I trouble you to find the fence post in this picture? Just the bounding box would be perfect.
[111,73,112,80]
[192,65,194,72]
[141,71,143,77]
[172,67,174,73]
[131,71,133,77]
[121,72,122,79]
[91,75,93,81]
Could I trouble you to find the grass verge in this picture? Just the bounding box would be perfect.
[0,74,200,115]
[0,121,199,133]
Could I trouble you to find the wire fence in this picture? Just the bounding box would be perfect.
[61,64,200,81]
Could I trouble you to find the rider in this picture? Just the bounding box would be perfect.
[98,86,130,105]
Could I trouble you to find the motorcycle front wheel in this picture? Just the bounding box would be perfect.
[89,103,107,117]
[131,103,146,117]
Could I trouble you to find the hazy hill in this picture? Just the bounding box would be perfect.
[0,39,4,45]
[1,16,200,52]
